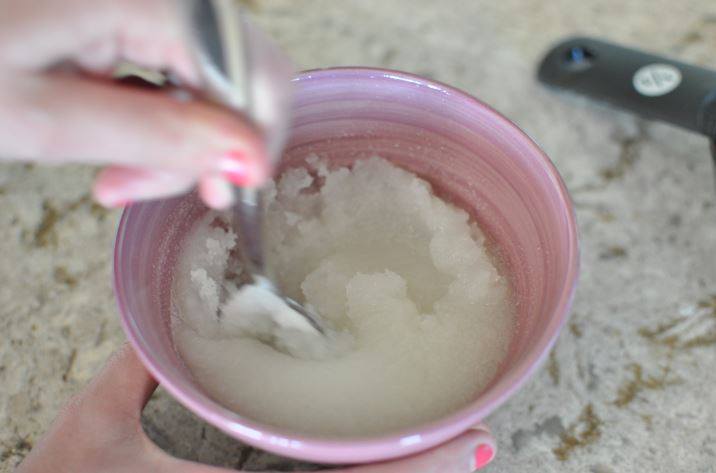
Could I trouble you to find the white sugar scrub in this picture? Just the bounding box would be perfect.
[171,156,514,437]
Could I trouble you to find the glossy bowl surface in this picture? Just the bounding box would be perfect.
[114,68,579,464]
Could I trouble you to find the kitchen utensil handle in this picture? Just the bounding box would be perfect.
[181,0,251,110]
[537,36,716,138]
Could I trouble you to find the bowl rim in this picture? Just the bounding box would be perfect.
[114,66,580,464]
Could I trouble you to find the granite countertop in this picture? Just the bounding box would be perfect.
[2,1,716,471]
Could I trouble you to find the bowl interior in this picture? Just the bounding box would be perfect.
[114,68,578,463]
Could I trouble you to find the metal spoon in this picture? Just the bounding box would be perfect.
[181,0,325,334]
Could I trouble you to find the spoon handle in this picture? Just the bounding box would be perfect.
[180,0,294,280]
[233,187,268,279]
[181,0,252,110]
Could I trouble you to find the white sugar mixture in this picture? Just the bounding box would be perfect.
[171,157,513,437]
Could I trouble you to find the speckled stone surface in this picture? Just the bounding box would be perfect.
[2,0,716,471]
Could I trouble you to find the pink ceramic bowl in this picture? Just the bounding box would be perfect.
[114,68,579,464]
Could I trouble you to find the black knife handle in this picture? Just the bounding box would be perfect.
[538,36,716,138]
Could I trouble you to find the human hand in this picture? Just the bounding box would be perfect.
[0,0,268,209]
[16,343,496,473]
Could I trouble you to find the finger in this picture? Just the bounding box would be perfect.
[153,457,259,473]
[0,0,199,85]
[151,426,495,473]
[93,166,195,207]
[339,426,496,473]
[467,425,496,471]
[198,174,235,210]
[0,73,269,184]
[72,342,158,423]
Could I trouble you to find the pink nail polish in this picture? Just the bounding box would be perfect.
[217,150,267,187]
[112,199,131,208]
[471,444,494,470]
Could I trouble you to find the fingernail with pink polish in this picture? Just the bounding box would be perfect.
[217,150,267,187]
[470,443,494,471]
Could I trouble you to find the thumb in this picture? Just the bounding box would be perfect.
[166,426,495,473]
[339,426,496,473]
[67,342,158,424]
[0,72,268,185]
